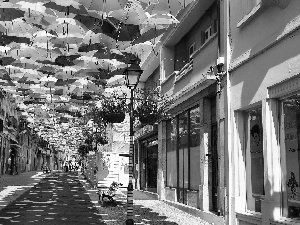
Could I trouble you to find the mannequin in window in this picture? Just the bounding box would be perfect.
[287,172,298,200]
[250,124,261,146]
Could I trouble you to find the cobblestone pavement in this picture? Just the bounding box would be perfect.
[0,172,105,225]
[79,173,213,225]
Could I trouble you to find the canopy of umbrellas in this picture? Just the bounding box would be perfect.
[0,0,195,150]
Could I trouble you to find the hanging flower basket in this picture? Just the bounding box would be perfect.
[135,88,173,124]
[104,112,126,123]
[99,91,129,124]
[139,114,158,125]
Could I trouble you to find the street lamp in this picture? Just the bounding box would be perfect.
[123,60,142,225]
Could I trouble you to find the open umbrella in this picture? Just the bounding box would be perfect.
[44,1,88,16]
[73,14,116,35]
[0,56,16,66]
[79,0,129,13]
[108,1,148,25]
[55,55,81,67]
[82,31,117,49]
[146,0,183,16]
[0,35,31,46]
[0,8,25,21]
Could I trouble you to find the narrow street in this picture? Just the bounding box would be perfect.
[0,172,105,225]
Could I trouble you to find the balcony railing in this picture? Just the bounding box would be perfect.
[175,60,193,82]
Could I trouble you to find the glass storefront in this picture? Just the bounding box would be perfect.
[166,105,201,205]
[282,94,300,217]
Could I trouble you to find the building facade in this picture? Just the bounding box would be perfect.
[134,1,228,224]
[228,0,300,224]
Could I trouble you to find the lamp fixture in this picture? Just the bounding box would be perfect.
[123,59,143,90]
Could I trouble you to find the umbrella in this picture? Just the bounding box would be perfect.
[55,79,76,86]
[48,23,86,37]
[132,26,167,45]
[0,56,16,66]
[43,1,88,15]
[108,1,148,25]
[0,68,10,80]
[79,0,129,13]
[73,14,116,35]
[121,42,153,63]
[0,8,25,21]
[142,13,179,26]
[0,35,31,46]
[55,55,81,67]
[111,24,141,42]
[51,36,83,46]
[78,43,106,53]
[0,79,15,86]
[106,75,126,87]
[38,65,58,75]
[0,18,40,37]
[146,0,184,16]
[82,31,117,49]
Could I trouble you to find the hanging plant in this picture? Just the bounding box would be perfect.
[135,88,173,125]
[100,91,128,124]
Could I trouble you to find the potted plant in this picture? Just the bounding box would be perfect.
[100,91,128,123]
[135,88,173,125]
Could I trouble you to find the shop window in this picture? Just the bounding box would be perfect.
[245,106,265,212]
[166,118,177,187]
[189,107,201,190]
[166,106,201,204]
[282,94,300,218]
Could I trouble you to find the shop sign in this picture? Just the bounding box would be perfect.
[134,124,158,139]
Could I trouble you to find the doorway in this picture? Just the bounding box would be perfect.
[210,96,219,212]
[146,145,158,189]
[140,138,158,192]
[211,124,218,212]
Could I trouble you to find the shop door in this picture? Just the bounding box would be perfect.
[146,146,158,188]
[211,124,218,212]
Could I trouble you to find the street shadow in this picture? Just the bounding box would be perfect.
[0,172,106,225]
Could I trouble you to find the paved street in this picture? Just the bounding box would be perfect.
[0,172,105,225]
[0,171,212,225]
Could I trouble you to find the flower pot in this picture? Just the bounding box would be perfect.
[139,114,158,125]
[105,112,125,123]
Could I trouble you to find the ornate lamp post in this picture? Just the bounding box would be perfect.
[124,60,143,225]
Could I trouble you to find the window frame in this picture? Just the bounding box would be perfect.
[189,43,195,62]
[203,26,212,44]
[243,104,265,213]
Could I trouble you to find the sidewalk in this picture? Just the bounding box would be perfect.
[79,173,212,225]
[0,170,47,211]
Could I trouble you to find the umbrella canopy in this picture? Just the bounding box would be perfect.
[79,0,129,13]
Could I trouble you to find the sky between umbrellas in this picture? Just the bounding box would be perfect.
[0,0,195,151]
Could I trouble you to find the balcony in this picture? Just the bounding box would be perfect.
[175,60,193,83]
[170,71,217,106]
